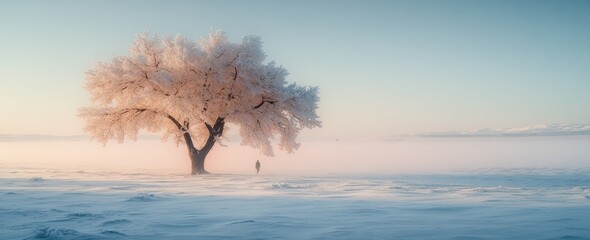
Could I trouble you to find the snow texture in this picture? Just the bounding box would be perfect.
[1,167,589,239]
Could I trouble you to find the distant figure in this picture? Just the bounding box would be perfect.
[256,160,261,174]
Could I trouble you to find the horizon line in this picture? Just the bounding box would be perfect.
[2,122,590,142]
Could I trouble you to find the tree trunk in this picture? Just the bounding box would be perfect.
[182,117,225,175]
[190,148,208,175]
[184,134,211,175]
[165,114,224,175]
[181,131,207,174]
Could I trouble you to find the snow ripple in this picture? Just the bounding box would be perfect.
[271,183,313,190]
[66,212,104,219]
[229,220,256,225]
[29,177,43,182]
[100,230,127,236]
[126,193,158,202]
[30,227,79,239]
[101,219,131,226]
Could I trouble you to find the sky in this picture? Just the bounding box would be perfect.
[1,0,590,137]
[1,1,590,173]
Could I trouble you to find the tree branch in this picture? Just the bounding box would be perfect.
[166,114,184,131]
[205,122,214,134]
[253,99,277,109]
[100,108,185,132]
[200,117,225,156]
[205,117,225,136]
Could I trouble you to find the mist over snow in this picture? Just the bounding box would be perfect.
[0,134,160,142]
[0,134,87,142]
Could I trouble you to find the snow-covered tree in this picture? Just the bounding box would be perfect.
[80,31,321,174]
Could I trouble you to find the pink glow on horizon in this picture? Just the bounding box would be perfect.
[2,137,589,175]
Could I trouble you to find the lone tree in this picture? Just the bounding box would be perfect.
[80,31,321,174]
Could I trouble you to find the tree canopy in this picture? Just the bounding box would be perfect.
[80,31,321,174]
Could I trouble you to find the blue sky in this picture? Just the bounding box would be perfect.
[1,0,589,138]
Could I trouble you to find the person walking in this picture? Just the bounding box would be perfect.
[256,160,261,174]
